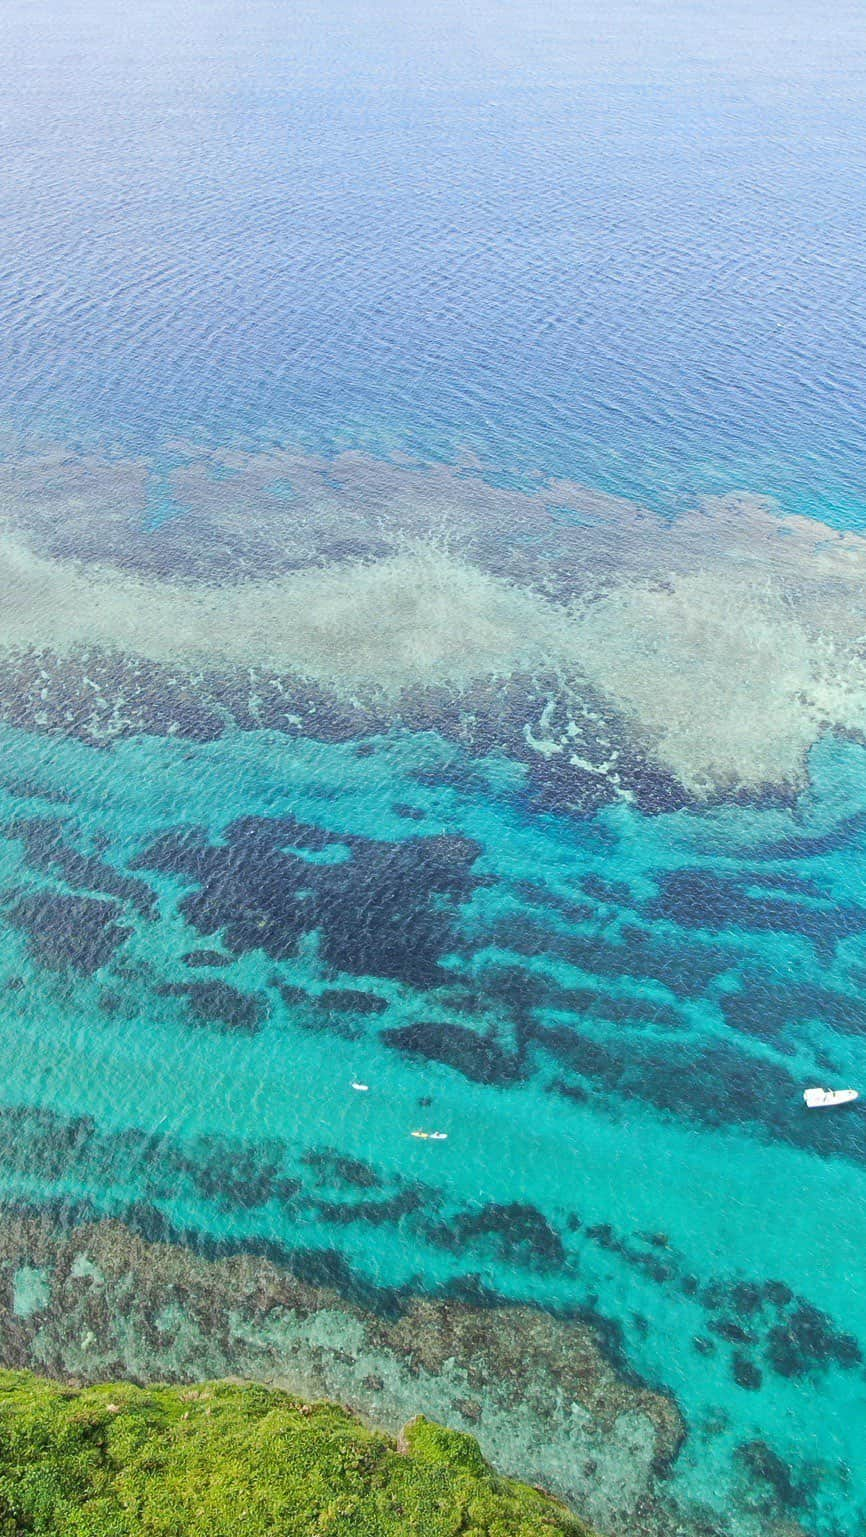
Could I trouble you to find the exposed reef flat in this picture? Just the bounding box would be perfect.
[2,441,866,807]
[0,1211,727,1537]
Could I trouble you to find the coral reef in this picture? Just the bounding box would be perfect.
[2,442,866,807]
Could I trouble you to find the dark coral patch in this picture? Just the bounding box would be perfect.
[731,1353,762,1390]
[3,778,71,805]
[584,1223,676,1286]
[537,1019,866,1167]
[134,824,215,881]
[552,984,684,1033]
[431,1202,566,1270]
[273,981,310,1006]
[720,973,864,1041]
[692,1278,863,1386]
[157,980,265,1032]
[119,1200,191,1249]
[711,1318,756,1346]
[182,950,229,969]
[174,1140,298,1212]
[0,650,227,748]
[6,892,131,974]
[287,1246,405,1317]
[382,1020,523,1085]
[729,1282,764,1316]
[3,817,156,917]
[319,989,388,1015]
[730,809,866,863]
[316,834,483,987]
[136,817,483,989]
[475,965,552,1020]
[738,869,825,897]
[0,1105,99,1182]
[765,1303,861,1378]
[548,1078,589,1105]
[315,1190,423,1227]
[613,924,731,997]
[273,981,362,1039]
[651,868,866,961]
[528,1022,621,1088]
[498,915,728,999]
[738,1441,807,1510]
[581,874,633,905]
[302,1147,381,1190]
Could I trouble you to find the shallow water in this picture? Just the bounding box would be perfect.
[1,1,866,1533]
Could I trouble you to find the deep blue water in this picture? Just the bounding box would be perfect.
[2,0,866,520]
[1,2,866,1533]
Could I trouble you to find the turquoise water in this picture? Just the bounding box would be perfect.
[2,0,866,1532]
[0,720,865,1528]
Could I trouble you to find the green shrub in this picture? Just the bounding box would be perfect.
[0,1372,594,1536]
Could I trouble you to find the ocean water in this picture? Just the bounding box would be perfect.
[1,1,866,1533]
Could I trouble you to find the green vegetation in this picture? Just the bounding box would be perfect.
[0,1371,593,1535]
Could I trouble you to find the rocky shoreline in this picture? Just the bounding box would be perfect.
[0,1211,737,1537]
[0,1369,594,1535]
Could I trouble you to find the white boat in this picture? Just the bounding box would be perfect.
[351,1081,370,1092]
[410,1130,448,1141]
[803,1087,859,1109]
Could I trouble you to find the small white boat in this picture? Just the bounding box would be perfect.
[803,1087,859,1109]
[351,1082,370,1092]
[410,1130,448,1141]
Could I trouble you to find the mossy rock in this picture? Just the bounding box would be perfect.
[0,1370,595,1535]
[400,1414,490,1477]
